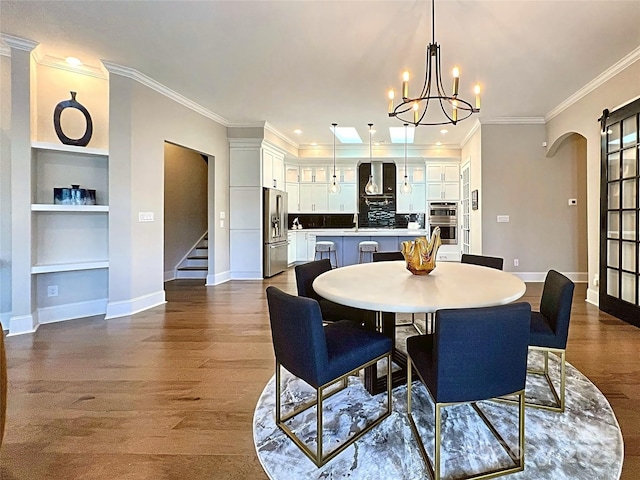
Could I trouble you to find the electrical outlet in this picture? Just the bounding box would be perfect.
[514,259,519,267]
[47,285,58,297]
[497,215,510,223]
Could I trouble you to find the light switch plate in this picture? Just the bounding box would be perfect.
[138,212,154,222]
[497,215,510,223]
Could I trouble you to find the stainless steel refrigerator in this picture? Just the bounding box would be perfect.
[263,188,288,278]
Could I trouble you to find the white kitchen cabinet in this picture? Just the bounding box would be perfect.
[396,182,427,213]
[426,163,460,200]
[263,149,285,189]
[300,165,329,183]
[285,165,299,183]
[398,164,425,183]
[338,165,357,183]
[299,183,328,212]
[305,233,317,262]
[287,232,296,266]
[286,182,299,213]
[328,183,357,213]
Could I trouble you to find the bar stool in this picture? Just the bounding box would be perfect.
[315,241,338,267]
[358,241,379,263]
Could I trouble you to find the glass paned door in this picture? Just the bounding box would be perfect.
[600,98,640,327]
[461,161,471,254]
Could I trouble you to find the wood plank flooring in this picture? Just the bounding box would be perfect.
[1,269,639,479]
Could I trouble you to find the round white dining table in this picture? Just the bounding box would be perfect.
[313,261,526,314]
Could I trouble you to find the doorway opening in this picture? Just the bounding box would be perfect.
[163,142,210,283]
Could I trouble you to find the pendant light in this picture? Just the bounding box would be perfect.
[400,123,412,195]
[364,123,379,195]
[329,122,341,194]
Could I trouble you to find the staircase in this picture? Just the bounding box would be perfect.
[176,235,208,279]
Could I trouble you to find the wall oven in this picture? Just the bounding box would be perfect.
[429,202,458,245]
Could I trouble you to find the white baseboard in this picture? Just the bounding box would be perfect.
[230,271,263,280]
[512,271,588,283]
[206,270,231,286]
[7,314,37,336]
[164,270,176,282]
[105,290,166,319]
[586,288,599,307]
[38,298,107,325]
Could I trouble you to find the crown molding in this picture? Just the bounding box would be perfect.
[0,44,10,57]
[264,121,299,150]
[0,33,38,52]
[480,117,545,125]
[102,60,231,126]
[36,53,108,80]
[460,119,481,148]
[546,45,640,121]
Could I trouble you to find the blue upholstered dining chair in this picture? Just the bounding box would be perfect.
[295,259,375,329]
[461,253,504,270]
[406,302,531,480]
[265,286,393,467]
[527,269,575,412]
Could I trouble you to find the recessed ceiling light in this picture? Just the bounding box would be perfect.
[440,129,448,134]
[311,142,317,146]
[65,56,82,67]
[332,126,362,144]
[389,126,415,144]
[374,141,380,146]
[294,129,302,134]
[436,141,442,146]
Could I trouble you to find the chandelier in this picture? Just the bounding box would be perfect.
[387,0,481,126]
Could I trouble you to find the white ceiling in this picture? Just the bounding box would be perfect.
[2,0,640,148]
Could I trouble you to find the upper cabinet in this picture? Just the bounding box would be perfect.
[300,165,329,183]
[426,163,460,201]
[263,148,285,189]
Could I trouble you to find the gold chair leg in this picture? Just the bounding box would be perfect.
[276,352,391,467]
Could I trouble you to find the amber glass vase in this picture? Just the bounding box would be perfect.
[401,227,442,275]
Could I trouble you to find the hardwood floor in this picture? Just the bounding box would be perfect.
[1,269,639,479]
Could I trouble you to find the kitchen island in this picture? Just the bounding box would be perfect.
[287,228,461,267]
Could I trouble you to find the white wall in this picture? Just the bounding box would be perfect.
[480,123,587,278]
[0,54,11,328]
[163,142,208,276]
[106,74,229,318]
[546,59,640,303]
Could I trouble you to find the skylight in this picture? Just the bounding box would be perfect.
[389,126,415,144]
[332,127,362,144]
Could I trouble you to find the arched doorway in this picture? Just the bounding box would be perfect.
[546,132,589,284]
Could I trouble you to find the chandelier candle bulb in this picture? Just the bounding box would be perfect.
[388,90,395,113]
[474,85,481,110]
[413,102,419,123]
[402,71,409,99]
[452,67,460,96]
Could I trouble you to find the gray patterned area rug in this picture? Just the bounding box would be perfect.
[253,327,623,480]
